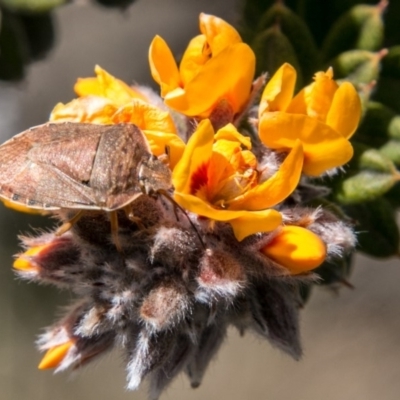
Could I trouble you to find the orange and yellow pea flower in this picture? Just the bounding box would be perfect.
[261,225,326,274]
[50,66,185,169]
[149,13,255,118]
[258,63,361,176]
[172,119,304,241]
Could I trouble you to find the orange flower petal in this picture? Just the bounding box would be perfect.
[179,35,209,86]
[259,63,297,115]
[165,43,255,117]
[326,81,362,139]
[74,66,146,106]
[111,99,177,133]
[50,96,117,124]
[2,199,44,215]
[261,226,326,274]
[228,140,304,210]
[214,123,252,149]
[143,130,185,169]
[13,245,49,272]
[259,112,353,176]
[172,119,214,193]
[199,13,242,56]
[149,35,181,97]
[38,341,74,370]
[173,192,282,240]
[288,68,338,122]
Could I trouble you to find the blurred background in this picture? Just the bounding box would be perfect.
[0,1,400,399]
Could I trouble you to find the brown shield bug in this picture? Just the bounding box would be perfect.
[0,122,173,249]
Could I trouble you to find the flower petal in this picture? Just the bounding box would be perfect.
[288,68,338,122]
[143,130,185,169]
[326,81,362,139]
[214,123,252,149]
[259,63,297,116]
[199,13,242,56]
[74,66,145,106]
[165,43,255,117]
[261,226,326,274]
[259,112,354,176]
[173,192,282,240]
[172,119,214,193]
[112,99,177,133]
[179,35,208,86]
[149,35,181,97]
[228,140,303,210]
[50,96,117,123]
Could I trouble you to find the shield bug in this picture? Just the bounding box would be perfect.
[0,122,173,249]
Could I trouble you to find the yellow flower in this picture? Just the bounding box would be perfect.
[74,65,147,105]
[259,63,361,176]
[261,225,326,274]
[172,119,304,241]
[50,66,185,169]
[149,13,255,118]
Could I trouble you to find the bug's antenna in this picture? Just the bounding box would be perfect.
[157,190,206,249]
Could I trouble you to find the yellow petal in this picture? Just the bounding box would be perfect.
[261,226,326,274]
[229,210,282,241]
[199,13,242,56]
[165,43,255,117]
[173,192,282,240]
[172,119,214,193]
[74,66,146,106]
[179,35,209,86]
[50,96,117,124]
[13,245,48,272]
[38,341,74,370]
[259,63,297,116]
[2,198,44,214]
[143,130,185,169]
[326,81,362,139]
[259,113,354,176]
[112,99,177,133]
[149,35,181,97]
[228,140,304,210]
[288,68,338,122]
[214,123,252,149]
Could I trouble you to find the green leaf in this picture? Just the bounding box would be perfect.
[351,144,397,173]
[329,49,383,85]
[257,3,319,82]
[344,198,400,257]
[0,0,66,13]
[381,46,400,79]
[384,182,400,209]
[334,170,398,204]
[296,0,378,47]
[379,140,400,166]
[354,101,400,146]
[373,77,400,114]
[321,3,386,62]
[252,25,303,87]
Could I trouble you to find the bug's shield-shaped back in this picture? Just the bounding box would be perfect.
[0,123,152,211]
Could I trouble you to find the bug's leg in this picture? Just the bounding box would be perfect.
[123,205,145,229]
[109,211,122,252]
[56,210,84,236]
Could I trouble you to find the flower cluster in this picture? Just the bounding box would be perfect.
[9,13,359,399]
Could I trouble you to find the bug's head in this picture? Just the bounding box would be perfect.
[138,155,173,196]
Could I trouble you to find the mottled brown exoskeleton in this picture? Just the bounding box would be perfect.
[0,122,172,249]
